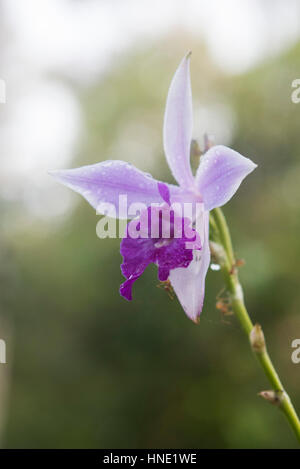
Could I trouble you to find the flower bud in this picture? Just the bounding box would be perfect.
[258,390,284,406]
[250,323,266,353]
[209,241,227,267]
[190,139,202,159]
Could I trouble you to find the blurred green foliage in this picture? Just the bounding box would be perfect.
[2,37,300,448]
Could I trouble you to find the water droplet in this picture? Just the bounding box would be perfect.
[210,263,221,271]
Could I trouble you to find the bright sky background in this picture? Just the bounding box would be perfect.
[1,0,300,219]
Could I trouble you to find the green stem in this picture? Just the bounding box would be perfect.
[211,207,300,444]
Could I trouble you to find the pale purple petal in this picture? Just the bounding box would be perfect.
[195,145,257,211]
[163,53,194,189]
[169,210,210,322]
[50,160,186,218]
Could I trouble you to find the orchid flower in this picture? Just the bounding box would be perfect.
[50,53,256,322]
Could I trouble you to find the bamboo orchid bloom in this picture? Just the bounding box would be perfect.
[50,53,256,322]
